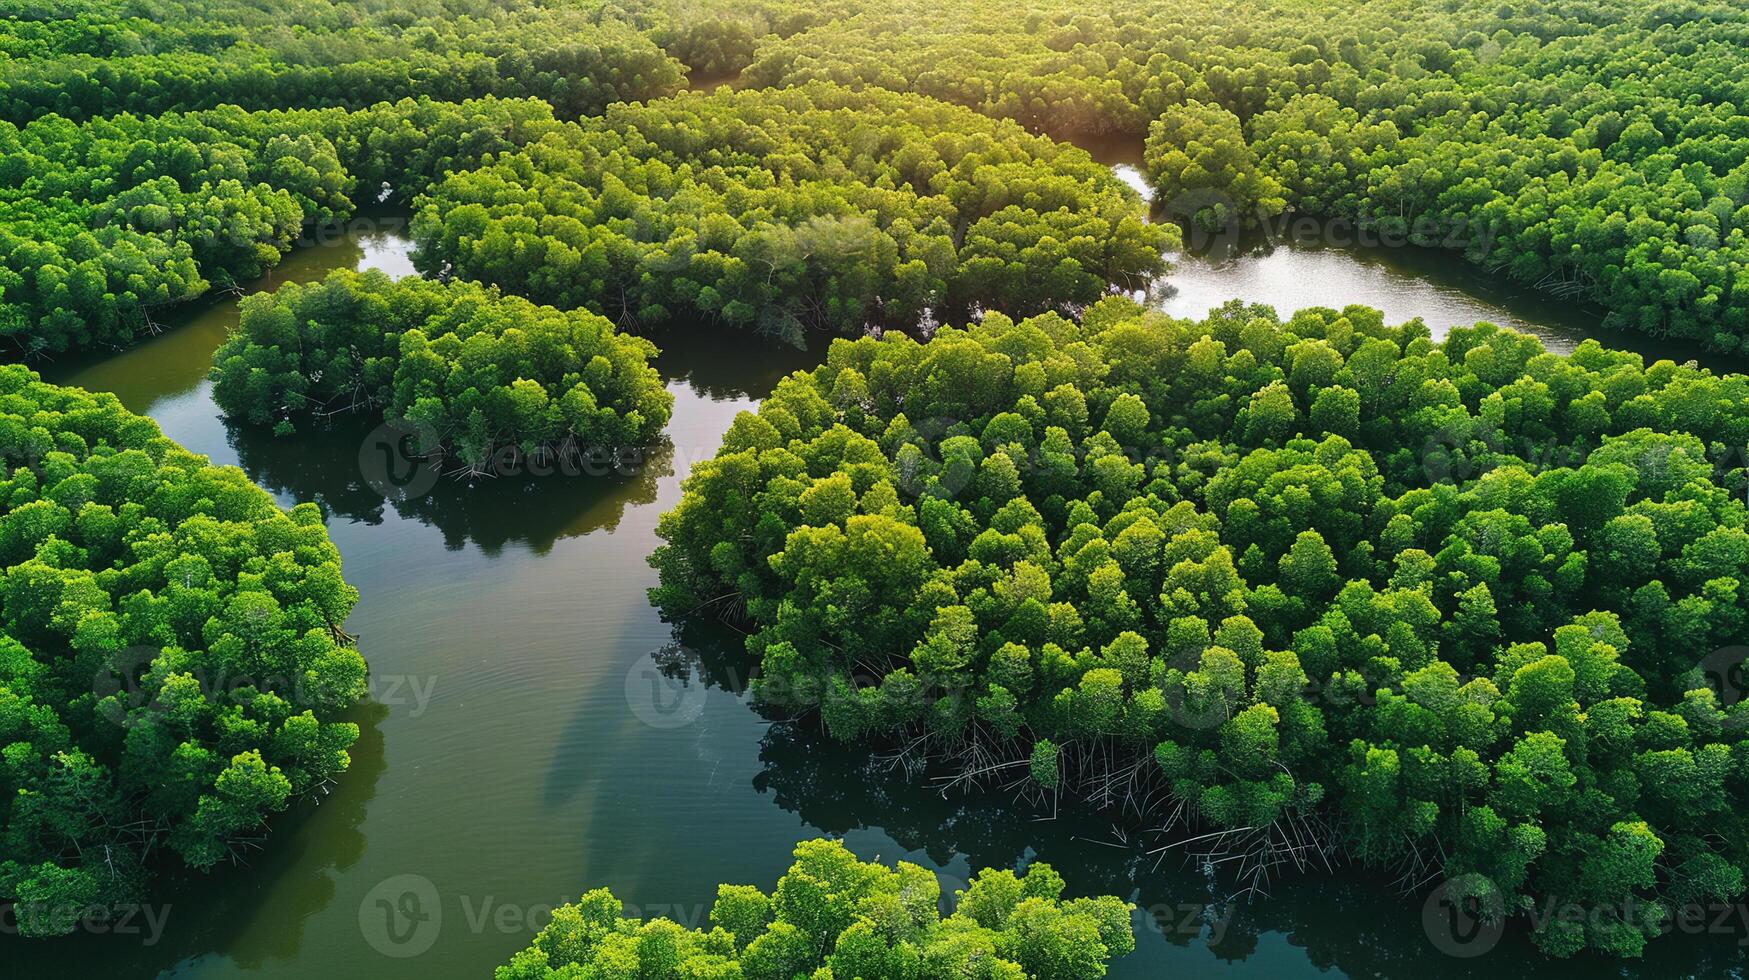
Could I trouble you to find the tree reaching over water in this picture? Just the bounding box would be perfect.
[211,270,673,470]
[410,84,1175,346]
[494,838,1135,980]
[653,296,1749,957]
[0,365,366,935]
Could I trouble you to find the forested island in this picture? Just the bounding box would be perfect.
[6,0,1749,976]
[212,271,673,468]
[652,296,1749,957]
[495,840,1135,979]
[0,366,365,934]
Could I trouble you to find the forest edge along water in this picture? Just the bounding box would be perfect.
[7,147,1747,979]
[1079,136,1738,372]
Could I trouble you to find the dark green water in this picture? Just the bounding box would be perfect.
[5,205,1745,979]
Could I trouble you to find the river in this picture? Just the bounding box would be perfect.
[5,188,1742,979]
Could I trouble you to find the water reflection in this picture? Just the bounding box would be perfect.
[666,624,1749,980]
[1074,135,1737,373]
[1151,220,1748,371]
[647,323,828,401]
[222,319,823,555]
[1,703,389,975]
[46,214,416,413]
[17,151,1749,980]
[227,412,670,556]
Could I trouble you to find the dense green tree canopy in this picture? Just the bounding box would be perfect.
[211,270,673,468]
[0,95,559,356]
[495,838,1135,980]
[18,0,1749,962]
[411,83,1174,345]
[1144,100,1284,232]
[0,0,684,122]
[0,365,365,935]
[648,0,850,78]
[654,297,1749,956]
[743,0,1749,350]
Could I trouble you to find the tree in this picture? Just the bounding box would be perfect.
[0,366,364,933]
[211,271,672,469]
[493,839,1134,979]
[654,296,1749,958]
[1145,99,1285,232]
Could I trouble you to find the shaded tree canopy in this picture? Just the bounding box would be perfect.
[0,0,684,122]
[0,95,561,357]
[746,0,1749,350]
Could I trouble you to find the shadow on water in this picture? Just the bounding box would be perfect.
[644,322,829,401]
[19,146,1749,980]
[225,321,826,555]
[1065,131,1748,375]
[226,412,670,557]
[1155,221,1747,371]
[1073,130,1148,170]
[664,623,1749,980]
[0,703,389,974]
[42,213,418,412]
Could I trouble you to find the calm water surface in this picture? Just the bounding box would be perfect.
[1093,148,1721,367]
[6,194,1744,979]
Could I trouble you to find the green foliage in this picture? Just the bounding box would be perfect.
[649,0,849,78]
[210,270,672,468]
[0,95,561,356]
[746,0,1749,349]
[0,0,683,122]
[0,365,365,933]
[741,0,1223,140]
[1145,100,1285,231]
[654,296,1749,956]
[411,83,1175,345]
[494,838,1134,980]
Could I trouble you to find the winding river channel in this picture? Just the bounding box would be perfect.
[7,155,1743,979]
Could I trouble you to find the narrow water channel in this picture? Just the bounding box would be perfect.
[9,176,1743,980]
[1096,153,1725,369]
